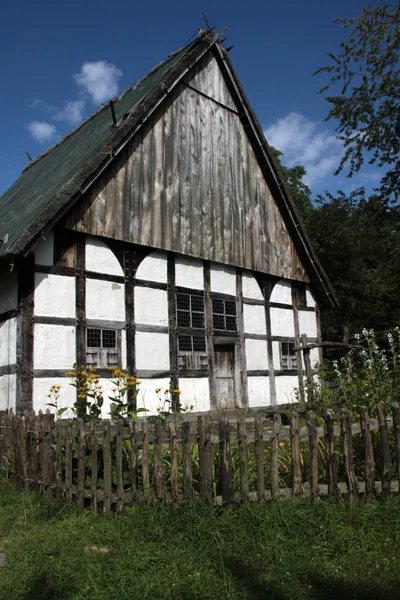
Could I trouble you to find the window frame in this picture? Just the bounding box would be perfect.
[280,341,297,371]
[86,327,121,369]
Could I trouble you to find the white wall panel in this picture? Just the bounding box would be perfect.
[0,318,17,366]
[135,332,169,370]
[34,230,54,266]
[247,376,270,407]
[121,330,127,370]
[270,280,292,305]
[178,378,210,412]
[272,341,281,370]
[0,374,16,412]
[306,285,316,308]
[242,272,263,300]
[298,310,318,338]
[0,269,18,314]
[33,377,76,416]
[270,307,295,337]
[134,287,168,326]
[175,256,204,290]
[86,279,125,321]
[245,339,268,371]
[86,236,124,276]
[34,324,75,369]
[136,251,167,283]
[136,378,171,415]
[210,263,236,296]
[275,376,299,405]
[35,274,76,318]
[243,304,266,335]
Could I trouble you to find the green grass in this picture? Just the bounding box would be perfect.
[1,479,400,599]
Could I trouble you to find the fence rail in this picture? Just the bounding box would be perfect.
[1,404,400,512]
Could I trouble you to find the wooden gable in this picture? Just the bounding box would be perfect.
[63,49,308,282]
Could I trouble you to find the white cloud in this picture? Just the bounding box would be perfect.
[26,121,58,143]
[264,112,343,186]
[30,98,43,109]
[53,99,86,125]
[73,61,123,104]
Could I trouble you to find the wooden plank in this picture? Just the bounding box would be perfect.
[377,404,391,498]
[65,420,73,502]
[169,422,178,504]
[16,253,35,413]
[124,250,136,409]
[77,419,86,510]
[55,420,63,498]
[238,419,249,501]
[182,420,192,503]
[360,406,375,499]
[291,286,304,402]
[102,423,112,514]
[255,417,265,500]
[393,403,400,491]
[340,408,359,504]
[12,414,22,491]
[154,420,165,501]
[270,413,281,499]
[115,422,124,513]
[291,412,302,497]
[325,410,339,500]
[142,421,150,501]
[90,422,98,513]
[198,415,213,501]
[75,238,86,386]
[219,419,232,505]
[308,411,318,499]
[301,334,314,404]
[167,254,179,406]
[128,421,137,503]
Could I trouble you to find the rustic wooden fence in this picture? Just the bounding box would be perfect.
[1,404,400,512]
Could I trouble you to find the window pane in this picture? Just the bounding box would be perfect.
[177,310,191,328]
[178,336,192,351]
[212,298,224,314]
[191,295,204,313]
[289,343,296,356]
[213,313,225,330]
[281,343,289,356]
[226,316,237,331]
[192,312,204,329]
[177,293,190,310]
[102,329,116,348]
[87,328,101,348]
[193,336,206,352]
[225,300,237,316]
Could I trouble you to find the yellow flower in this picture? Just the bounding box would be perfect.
[173,389,181,394]
[155,388,162,393]
[279,442,285,448]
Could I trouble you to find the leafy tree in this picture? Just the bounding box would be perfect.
[315,2,400,204]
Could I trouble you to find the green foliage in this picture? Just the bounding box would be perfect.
[315,2,400,204]
[1,478,400,599]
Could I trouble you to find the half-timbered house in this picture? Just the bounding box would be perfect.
[0,28,337,416]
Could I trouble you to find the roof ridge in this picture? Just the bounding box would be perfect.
[22,37,200,174]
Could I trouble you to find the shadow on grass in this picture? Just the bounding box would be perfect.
[307,573,400,600]
[22,576,74,600]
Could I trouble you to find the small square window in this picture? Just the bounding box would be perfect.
[280,342,297,370]
[212,297,237,331]
[86,328,120,368]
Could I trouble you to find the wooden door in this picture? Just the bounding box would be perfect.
[214,345,235,409]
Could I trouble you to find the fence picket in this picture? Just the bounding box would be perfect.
[377,404,391,498]
[103,423,112,515]
[238,419,249,501]
[291,412,302,498]
[90,422,98,513]
[128,421,137,503]
[325,409,339,500]
[255,417,265,501]
[219,419,232,505]
[169,422,178,504]
[198,416,213,501]
[308,411,318,499]
[65,419,73,502]
[115,422,124,513]
[392,403,400,491]
[142,421,150,501]
[360,406,376,499]
[77,419,86,510]
[182,421,192,503]
[341,408,358,504]
[154,420,164,501]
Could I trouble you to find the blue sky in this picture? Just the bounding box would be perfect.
[0,0,378,199]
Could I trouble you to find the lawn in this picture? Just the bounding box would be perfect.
[1,478,400,599]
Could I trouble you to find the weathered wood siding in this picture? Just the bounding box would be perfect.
[64,51,308,282]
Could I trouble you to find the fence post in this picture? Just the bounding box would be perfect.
[198,416,213,502]
[308,411,318,500]
[182,421,192,503]
[169,422,178,504]
[325,409,339,500]
[392,403,400,493]
[90,422,98,513]
[360,406,375,499]
[142,421,150,501]
[102,423,112,514]
[65,420,73,502]
[301,334,314,404]
[219,418,232,505]
[291,412,302,497]
[154,420,165,501]
[340,408,358,505]
[128,420,137,504]
[115,421,124,513]
[238,419,249,502]
[270,413,281,499]
[55,420,63,498]
[377,404,391,498]
[77,419,86,510]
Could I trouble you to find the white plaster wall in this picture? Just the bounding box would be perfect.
[210,264,236,296]
[35,274,76,318]
[136,251,167,283]
[306,285,316,308]
[310,348,320,369]
[178,378,210,412]
[0,374,16,412]
[270,307,295,337]
[34,230,54,266]
[33,377,76,416]
[275,376,299,405]
[243,304,266,335]
[175,256,204,290]
[245,339,268,371]
[242,272,263,300]
[272,341,281,371]
[136,378,171,415]
[135,332,169,371]
[0,269,18,314]
[298,310,318,338]
[247,376,270,407]
[34,324,75,369]
[86,236,124,276]
[0,318,17,366]
[270,280,292,305]
[134,287,168,326]
[86,279,125,321]
[121,330,127,370]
